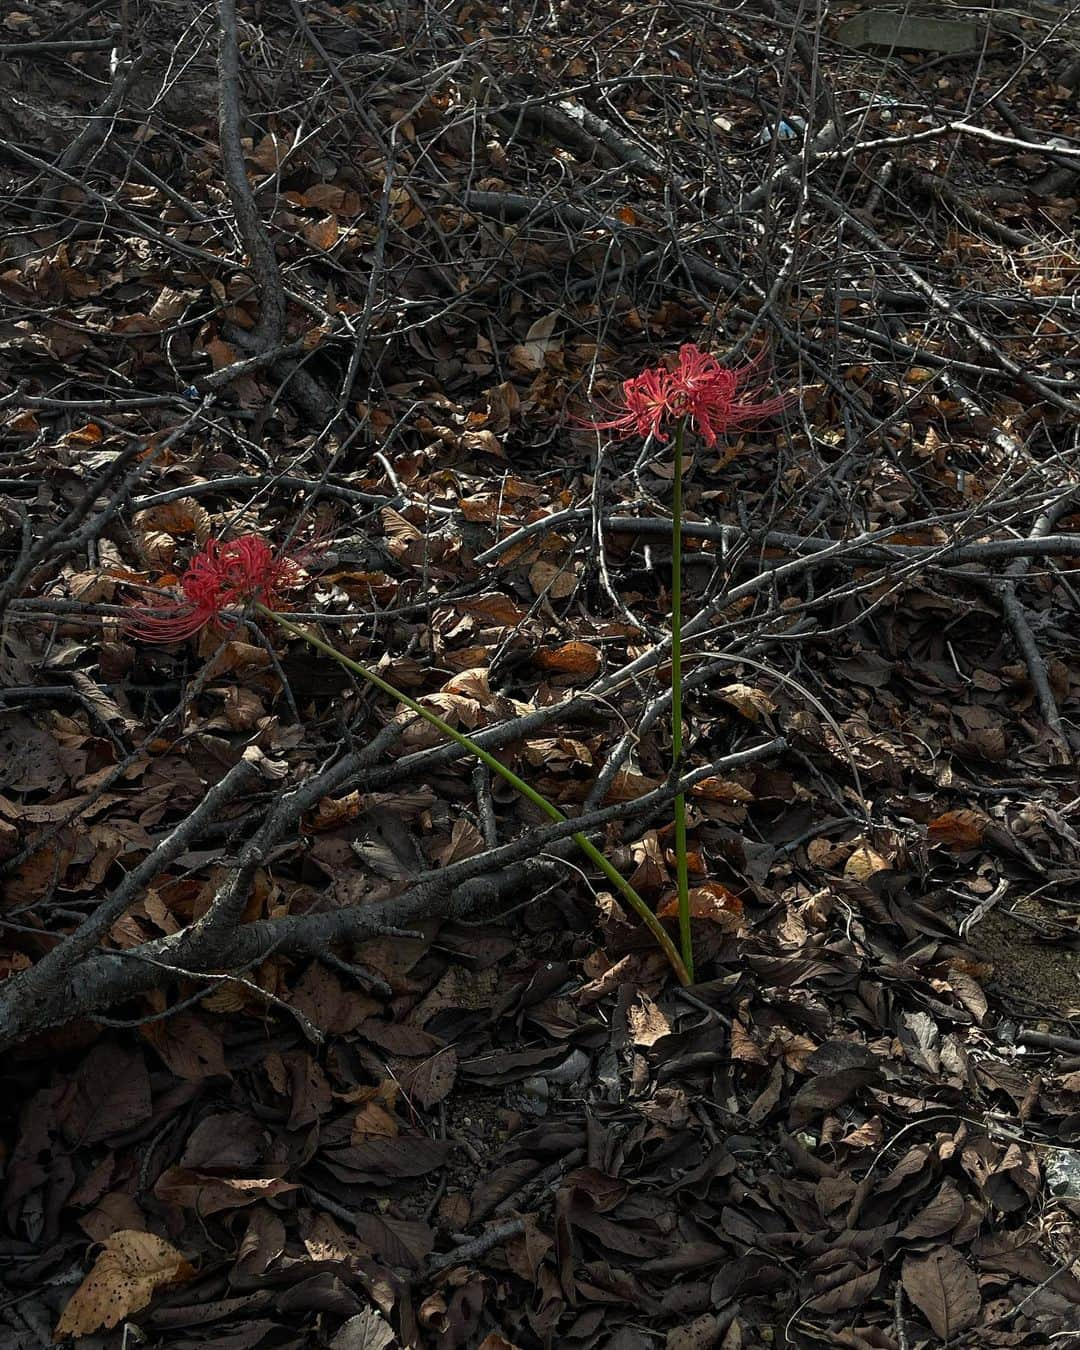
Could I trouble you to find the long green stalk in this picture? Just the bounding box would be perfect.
[670,418,694,981]
[258,604,691,985]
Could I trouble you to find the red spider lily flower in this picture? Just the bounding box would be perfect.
[583,365,677,442]
[580,345,790,446]
[667,344,791,447]
[126,534,308,642]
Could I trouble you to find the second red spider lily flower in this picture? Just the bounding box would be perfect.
[583,343,789,445]
[126,534,308,642]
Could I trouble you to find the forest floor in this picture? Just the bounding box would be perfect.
[1,2,1079,1347]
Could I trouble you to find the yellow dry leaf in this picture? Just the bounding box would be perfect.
[55,1230,194,1338]
[350,1100,400,1141]
[844,844,891,881]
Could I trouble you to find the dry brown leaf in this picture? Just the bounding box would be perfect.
[65,422,103,445]
[461,429,504,457]
[247,132,286,172]
[901,1248,980,1338]
[140,1013,227,1080]
[534,640,600,677]
[397,1046,458,1109]
[627,993,671,1047]
[689,777,754,802]
[528,559,577,598]
[54,1230,194,1338]
[729,1020,765,1064]
[603,768,663,803]
[443,645,492,671]
[381,506,422,542]
[459,592,528,627]
[302,183,364,215]
[154,1168,297,1213]
[927,809,987,849]
[658,882,744,928]
[204,337,237,370]
[434,818,486,865]
[303,213,340,251]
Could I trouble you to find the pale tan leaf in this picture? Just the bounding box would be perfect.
[627,993,671,1047]
[380,506,422,542]
[55,1230,194,1338]
[719,683,776,721]
[690,777,754,802]
[509,311,560,371]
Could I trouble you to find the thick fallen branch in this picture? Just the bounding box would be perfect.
[0,739,785,1047]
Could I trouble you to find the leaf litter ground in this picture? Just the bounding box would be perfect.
[1,2,1080,1347]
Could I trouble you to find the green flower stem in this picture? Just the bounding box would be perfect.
[258,604,691,986]
[670,417,694,982]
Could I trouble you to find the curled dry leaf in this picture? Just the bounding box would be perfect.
[132,498,213,541]
[658,881,744,928]
[718,683,776,721]
[510,311,560,371]
[534,640,601,677]
[844,844,892,881]
[927,808,987,849]
[54,1230,194,1338]
[690,777,754,802]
